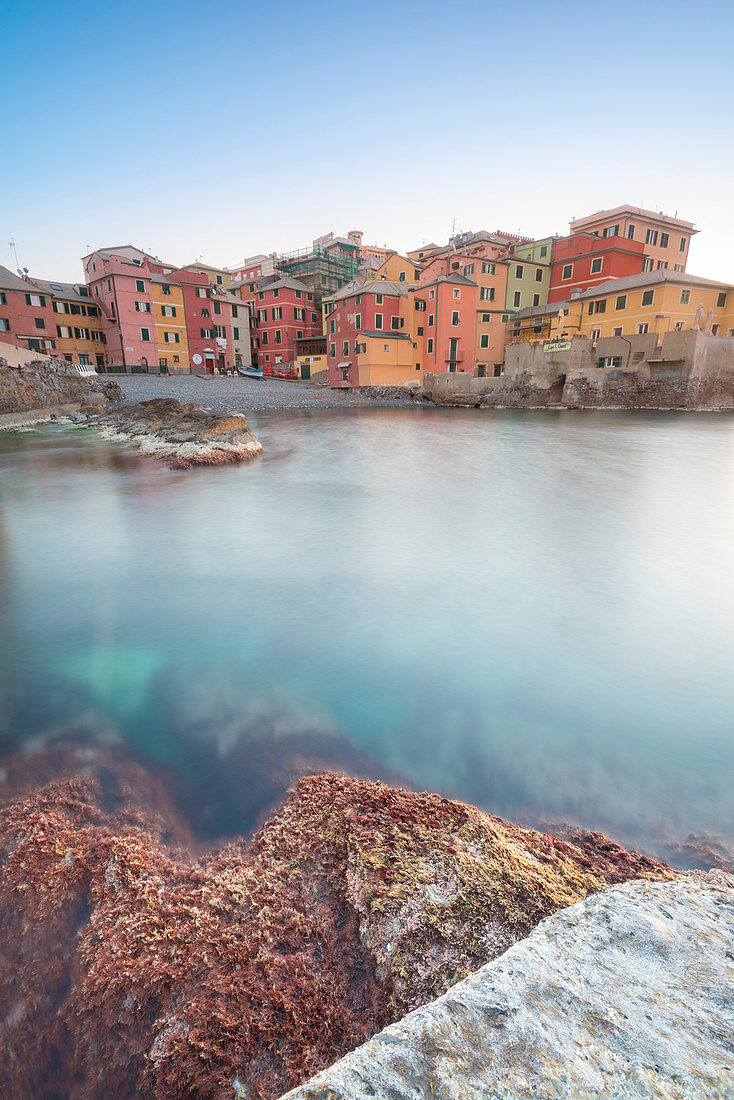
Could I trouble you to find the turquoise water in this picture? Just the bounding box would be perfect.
[2,409,734,858]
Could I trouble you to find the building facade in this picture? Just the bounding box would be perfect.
[548,234,645,303]
[569,206,697,274]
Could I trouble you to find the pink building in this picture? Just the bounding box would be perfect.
[82,247,173,371]
[0,266,58,356]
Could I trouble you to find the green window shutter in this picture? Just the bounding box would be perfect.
[25,293,31,305]
[175,333,179,343]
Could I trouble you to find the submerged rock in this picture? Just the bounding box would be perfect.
[283,876,734,1100]
[86,397,263,467]
[0,756,674,1100]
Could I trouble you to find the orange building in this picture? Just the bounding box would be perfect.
[569,205,697,274]
[413,273,477,374]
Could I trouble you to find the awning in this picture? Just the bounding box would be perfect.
[337,361,351,368]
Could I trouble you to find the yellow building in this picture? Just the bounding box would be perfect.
[181,261,230,286]
[151,275,189,373]
[33,279,107,367]
[373,253,423,284]
[353,331,419,385]
[578,271,734,340]
[507,298,584,344]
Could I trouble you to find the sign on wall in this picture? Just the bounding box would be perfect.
[542,340,571,353]
[192,353,203,365]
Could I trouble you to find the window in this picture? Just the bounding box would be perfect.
[501,314,509,323]
[311,313,318,323]
[680,237,687,252]
[674,321,685,331]
[213,300,221,315]
[589,300,606,314]
[480,334,490,349]
[482,262,495,275]
[532,294,540,306]
[201,308,210,318]
[25,293,44,307]
[613,327,623,336]
[375,313,383,329]
[643,258,654,272]
[712,324,720,335]
[391,317,402,330]
[516,265,524,278]
[481,313,491,323]
[415,299,425,311]
[376,294,383,304]
[261,332,268,345]
[163,332,180,344]
[540,246,547,258]
[645,229,658,246]
[602,224,620,238]
[162,284,171,296]
[427,338,434,353]
[591,328,601,342]
[453,288,461,299]
[428,289,435,299]
[294,308,305,321]
[612,295,627,311]
[642,290,654,306]
[417,326,423,336]
[275,330,282,344]
[480,287,495,302]
[0,318,10,331]
[161,305,176,317]
[383,344,389,352]
[562,264,573,279]
[636,322,649,334]
[399,271,406,281]
[627,224,635,240]
[451,310,460,325]
[463,263,474,275]
[674,264,684,272]
[232,306,238,318]
[197,287,208,298]
[294,290,302,299]
[0,292,5,304]
[535,268,543,282]
[513,291,521,307]
[273,306,282,320]
[717,292,727,308]
[428,314,434,326]
[273,289,279,298]
[342,340,349,356]
[598,355,623,368]
[591,257,603,274]
[355,313,361,330]
[660,232,670,249]
[657,261,668,270]
[141,328,150,341]
[135,301,150,312]
[330,343,335,357]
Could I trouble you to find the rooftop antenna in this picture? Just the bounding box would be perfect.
[9,237,21,270]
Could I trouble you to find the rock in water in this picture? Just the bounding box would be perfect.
[87,397,263,467]
[0,765,673,1100]
[283,876,734,1100]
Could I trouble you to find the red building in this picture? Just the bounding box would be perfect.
[167,268,245,373]
[324,279,412,387]
[243,276,321,373]
[414,272,478,373]
[548,233,645,304]
[0,266,58,355]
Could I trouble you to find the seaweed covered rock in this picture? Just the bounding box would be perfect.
[283,876,734,1100]
[0,757,673,1099]
[86,397,263,467]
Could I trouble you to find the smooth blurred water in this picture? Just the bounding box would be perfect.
[2,408,734,856]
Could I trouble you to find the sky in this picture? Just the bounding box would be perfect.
[2,0,733,283]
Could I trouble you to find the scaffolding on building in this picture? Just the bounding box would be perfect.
[274,244,359,303]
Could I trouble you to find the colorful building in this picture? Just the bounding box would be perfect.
[244,276,321,372]
[151,276,189,373]
[569,205,697,274]
[372,253,423,284]
[548,233,645,303]
[504,250,552,314]
[0,267,58,356]
[577,271,734,341]
[414,273,477,375]
[324,280,420,388]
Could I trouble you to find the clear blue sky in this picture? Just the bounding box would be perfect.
[3,0,732,282]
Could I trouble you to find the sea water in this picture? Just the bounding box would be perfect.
[2,408,733,859]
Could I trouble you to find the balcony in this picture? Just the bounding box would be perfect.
[444,352,464,362]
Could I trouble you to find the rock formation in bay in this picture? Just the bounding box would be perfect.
[0,358,122,417]
[85,397,262,467]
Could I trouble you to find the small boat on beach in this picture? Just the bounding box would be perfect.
[236,365,264,379]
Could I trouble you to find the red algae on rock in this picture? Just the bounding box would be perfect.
[0,751,674,1100]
